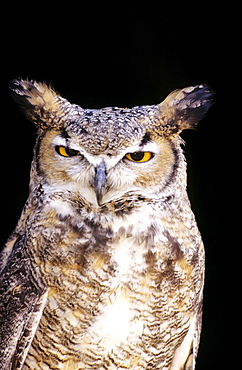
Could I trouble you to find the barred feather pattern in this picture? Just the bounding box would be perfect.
[20,190,204,370]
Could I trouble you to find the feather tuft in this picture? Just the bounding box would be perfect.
[9,78,72,129]
[153,84,214,137]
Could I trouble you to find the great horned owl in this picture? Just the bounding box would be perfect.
[0,79,213,370]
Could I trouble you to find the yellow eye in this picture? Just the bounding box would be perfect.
[125,152,153,162]
[55,146,80,157]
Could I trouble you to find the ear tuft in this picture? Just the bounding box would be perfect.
[9,78,72,129]
[153,85,214,137]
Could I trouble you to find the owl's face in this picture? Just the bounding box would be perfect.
[38,126,177,205]
[10,79,213,206]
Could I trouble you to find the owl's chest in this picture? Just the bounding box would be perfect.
[26,202,201,368]
[26,208,161,366]
[36,213,159,316]
[31,199,200,307]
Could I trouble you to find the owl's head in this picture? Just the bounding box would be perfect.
[10,79,213,206]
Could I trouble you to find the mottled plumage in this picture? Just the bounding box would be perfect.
[0,79,213,369]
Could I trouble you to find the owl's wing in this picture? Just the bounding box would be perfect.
[0,235,47,369]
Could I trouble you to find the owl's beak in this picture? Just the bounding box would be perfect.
[94,162,107,205]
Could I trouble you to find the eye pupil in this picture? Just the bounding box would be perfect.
[65,148,80,156]
[130,152,145,161]
[55,146,80,157]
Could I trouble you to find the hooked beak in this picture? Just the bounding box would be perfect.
[94,162,107,205]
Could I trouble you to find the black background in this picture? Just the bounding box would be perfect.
[2,2,238,369]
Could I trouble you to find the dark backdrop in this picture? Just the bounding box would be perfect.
[2,2,237,369]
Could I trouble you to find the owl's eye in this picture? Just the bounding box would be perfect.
[55,146,80,157]
[125,152,153,162]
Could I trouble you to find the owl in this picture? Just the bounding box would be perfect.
[0,79,213,370]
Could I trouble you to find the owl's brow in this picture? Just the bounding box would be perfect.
[139,133,152,147]
[60,130,70,139]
